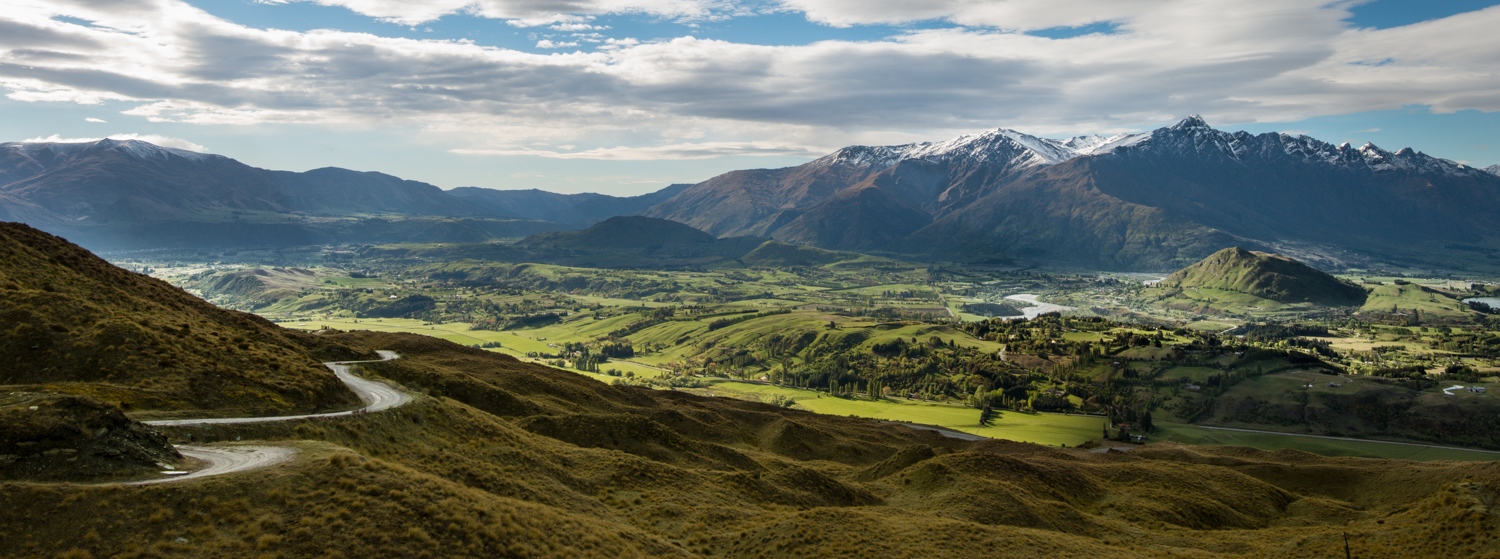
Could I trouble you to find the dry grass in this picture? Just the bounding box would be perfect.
[0,223,363,417]
[5,330,1489,557]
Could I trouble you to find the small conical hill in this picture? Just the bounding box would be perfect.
[1160,247,1367,306]
[518,215,714,250]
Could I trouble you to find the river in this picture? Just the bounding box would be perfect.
[1003,294,1076,319]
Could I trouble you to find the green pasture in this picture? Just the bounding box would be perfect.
[1154,422,1500,462]
[1361,283,1474,318]
[695,380,1103,447]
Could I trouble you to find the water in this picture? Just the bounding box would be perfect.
[1463,297,1500,307]
[1004,294,1075,319]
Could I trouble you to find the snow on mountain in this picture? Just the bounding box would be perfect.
[1486,164,1500,177]
[819,126,1145,174]
[809,114,1490,183]
[2,138,220,165]
[1087,116,1490,179]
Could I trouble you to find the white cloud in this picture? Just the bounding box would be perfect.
[551,22,609,31]
[84,117,106,123]
[452,141,824,160]
[260,0,721,25]
[1350,128,1381,133]
[1,0,1498,160]
[21,132,209,152]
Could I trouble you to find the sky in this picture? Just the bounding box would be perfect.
[1,0,1498,195]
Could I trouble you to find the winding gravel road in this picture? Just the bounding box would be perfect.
[144,351,407,427]
[128,351,406,483]
[127,445,297,485]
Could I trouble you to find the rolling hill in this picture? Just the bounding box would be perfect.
[1158,247,1368,306]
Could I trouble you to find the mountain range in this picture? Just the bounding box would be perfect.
[4,117,1498,270]
[645,116,1500,270]
[0,139,684,251]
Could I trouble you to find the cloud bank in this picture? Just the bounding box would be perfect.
[1,0,1497,159]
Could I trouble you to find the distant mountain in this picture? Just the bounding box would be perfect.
[0,139,687,251]
[1486,164,1500,177]
[1158,247,1367,306]
[448,183,689,228]
[515,216,763,266]
[519,215,714,249]
[271,167,482,217]
[0,139,287,223]
[642,116,1500,270]
[643,127,1118,239]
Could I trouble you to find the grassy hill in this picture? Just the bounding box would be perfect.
[10,330,1500,557]
[0,222,361,417]
[1159,247,1367,306]
[740,240,872,267]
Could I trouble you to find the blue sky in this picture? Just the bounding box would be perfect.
[1,0,1497,194]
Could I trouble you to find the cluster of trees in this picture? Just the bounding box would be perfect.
[707,309,790,331]
[607,307,676,338]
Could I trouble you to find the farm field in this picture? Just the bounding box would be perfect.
[1154,422,1500,462]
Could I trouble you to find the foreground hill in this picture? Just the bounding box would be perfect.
[1159,247,1368,306]
[0,222,359,417]
[2,231,1500,557]
[644,117,1500,270]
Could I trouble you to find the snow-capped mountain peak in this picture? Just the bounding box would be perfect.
[817,116,1488,181]
[1169,114,1212,131]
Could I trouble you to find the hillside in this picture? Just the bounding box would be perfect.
[1159,247,1368,306]
[3,232,1500,557]
[740,240,870,267]
[0,222,360,417]
[7,328,1500,557]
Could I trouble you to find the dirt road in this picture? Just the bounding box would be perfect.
[127,351,406,483]
[144,351,407,427]
[127,445,296,485]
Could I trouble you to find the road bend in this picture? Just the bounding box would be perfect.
[126,351,406,483]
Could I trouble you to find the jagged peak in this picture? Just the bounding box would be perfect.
[1169,114,1211,130]
[810,117,1488,181]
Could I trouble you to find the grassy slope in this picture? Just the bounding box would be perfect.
[1361,283,1476,318]
[15,331,1500,558]
[0,223,361,417]
[1160,247,1367,306]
